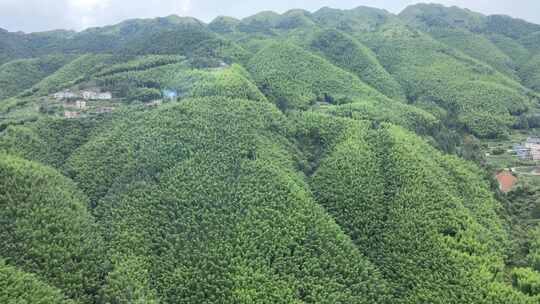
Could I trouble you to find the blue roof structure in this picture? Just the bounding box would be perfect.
[163,89,178,99]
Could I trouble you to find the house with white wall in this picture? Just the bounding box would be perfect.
[53,90,78,100]
[526,137,540,161]
[82,90,112,100]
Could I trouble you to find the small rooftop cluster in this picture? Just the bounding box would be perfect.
[513,137,540,161]
[53,89,112,101]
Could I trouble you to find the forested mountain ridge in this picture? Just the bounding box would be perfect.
[1,3,540,303]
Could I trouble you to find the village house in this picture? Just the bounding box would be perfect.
[525,137,540,161]
[82,90,112,100]
[98,92,113,100]
[64,111,81,119]
[54,89,112,101]
[81,91,95,100]
[514,144,531,160]
[53,90,78,100]
[64,100,87,110]
[163,89,178,100]
[495,170,517,193]
[514,137,540,161]
[146,99,162,107]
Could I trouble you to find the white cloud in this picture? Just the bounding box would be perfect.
[69,0,110,10]
[79,15,96,28]
[183,0,192,12]
[69,0,111,11]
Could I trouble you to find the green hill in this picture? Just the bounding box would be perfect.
[0,55,72,100]
[398,3,486,31]
[0,259,74,304]
[247,42,389,110]
[307,29,406,101]
[399,4,519,78]
[312,6,395,32]
[208,16,241,34]
[2,4,540,303]
[310,120,509,302]
[485,14,540,40]
[360,23,532,138]
[66,97,391,303]
[0,29,72,65]
[520,53,540,92]
[32,53,121,95]
[0,154,106,303]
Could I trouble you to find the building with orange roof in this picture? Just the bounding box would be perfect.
[495,170,517,193]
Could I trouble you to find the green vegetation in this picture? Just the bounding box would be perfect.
[277,9,316,30]
[308,29,406,101]
[361,24,532,138]
[0,259,73,304]
[320,99,439,135]
[480,130,540,270]
[67,97,390,302]
[247,42,388,110]
[485,15,540,40]
[312,6,394,33]
[496,224,540,302]
[0,55,72,100]
[3,3,540,303]
[32,54,120,95]
[309,120,512,303]
[95,55,185,78]
[126,87,162,102]
[0,154,106,303]
[488,33,531,66]
[187,37,251,67]
[0,115,109,168]
[426,28,518,78]
[519,54,540,93]
[94,61,266,103]
[399,3,485,31]
[189,64,268,102]
[208,16,241,34]
[95,61,190,97]
[0,29,72,65]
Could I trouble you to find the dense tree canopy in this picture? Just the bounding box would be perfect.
[307,29,406,101]
[68,97,391,303]
[1,3,540,303]
[0,154,106,303]
[310,121,509,303]
[0,55,72,100]
[247,42,389,110]
[0,259,74,304]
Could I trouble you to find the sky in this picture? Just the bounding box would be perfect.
[1,0,539,33]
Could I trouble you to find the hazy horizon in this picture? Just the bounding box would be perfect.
[2,0,540,33]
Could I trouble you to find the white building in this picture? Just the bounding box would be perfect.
[53,90,78,100]
[97,92,112,100]
[514,144,531,160]
[82,90,112,100]
[81,91,95,100]
[64,100,87,110]
[146,99,162,107]
[525,137,540,161]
